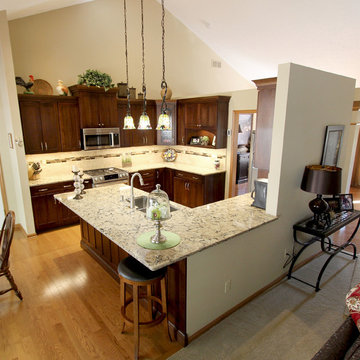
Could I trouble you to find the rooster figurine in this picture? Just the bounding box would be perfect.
[56,80,69,96]
[16,75,34,94]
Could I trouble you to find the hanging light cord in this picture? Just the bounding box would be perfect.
[140,0,147,115]
[160,0,168,114]
[124,0,131,115]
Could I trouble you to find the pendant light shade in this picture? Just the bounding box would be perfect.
[124,114,135,129]
[157,0,171,131]
[156,113,171,130]
[138,113,152,129]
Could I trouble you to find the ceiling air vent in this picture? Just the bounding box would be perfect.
[211,59,222,68]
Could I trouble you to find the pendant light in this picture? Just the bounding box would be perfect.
[123,0,135,129]
[138,0,152,130]
[156,0,171,131]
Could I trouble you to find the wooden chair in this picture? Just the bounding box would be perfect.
[117,256,171,360]
[0,211,23,300]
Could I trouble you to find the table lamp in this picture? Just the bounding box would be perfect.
[301,165,342,228]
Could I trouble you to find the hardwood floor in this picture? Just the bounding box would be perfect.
[0,226,181,360]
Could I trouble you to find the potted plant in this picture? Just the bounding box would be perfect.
[77,69,115,91]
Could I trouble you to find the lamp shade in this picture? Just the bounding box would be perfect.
[301,165,342,195]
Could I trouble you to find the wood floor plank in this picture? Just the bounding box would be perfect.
[0,225,181,359]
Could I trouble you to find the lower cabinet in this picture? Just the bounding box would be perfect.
[130,168,225,207]
[173,170,225,208]
[30,180,92,233]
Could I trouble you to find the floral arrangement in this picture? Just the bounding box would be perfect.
[77,69,114,91]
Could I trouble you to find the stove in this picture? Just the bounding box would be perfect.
[84,167,129,187]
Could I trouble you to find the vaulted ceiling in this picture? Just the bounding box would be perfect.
[1,0,360,86]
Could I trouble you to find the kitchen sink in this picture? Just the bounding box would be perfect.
[129,195,178,213]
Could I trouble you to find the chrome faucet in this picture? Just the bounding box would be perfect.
[130,172,144,208]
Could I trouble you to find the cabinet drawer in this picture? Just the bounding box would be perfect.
[139,169,155,179]
[174,170,203,183]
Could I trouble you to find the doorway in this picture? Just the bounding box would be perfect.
[229,110,256,197]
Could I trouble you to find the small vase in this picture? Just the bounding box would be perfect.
[160,87,172,100]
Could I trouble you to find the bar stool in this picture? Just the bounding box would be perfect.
[117,256,171,359]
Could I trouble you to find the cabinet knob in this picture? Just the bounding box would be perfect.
[44,142,48,151]
[79,140,81,148]
[40,142,44,151]
[38,188,48,192]
[182,136,185,145]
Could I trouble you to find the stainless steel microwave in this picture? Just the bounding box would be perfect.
[82,128,120,150]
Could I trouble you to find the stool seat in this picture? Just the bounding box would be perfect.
[117,256,166,282]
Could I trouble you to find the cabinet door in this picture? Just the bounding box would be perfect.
[173,177,189,207]
[184,103,199,127]
[155,168,164,189]
[19,101,43,154]
[188,180,204,208]
[32,194,60,232]
[118,103,131,147]
[40,101,61,153]
[58,101,81,151]
[79,93,100,128]
[99,94,119,128]
[163,168,174,201]
[177,102,186,145]
[199,102,217,128]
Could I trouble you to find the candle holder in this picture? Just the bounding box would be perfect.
[72,169,83,200]
[79,172,86,195]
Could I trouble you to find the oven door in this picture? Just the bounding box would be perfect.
[82,128,120,150]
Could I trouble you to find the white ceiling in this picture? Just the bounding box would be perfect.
[1,0,360,86]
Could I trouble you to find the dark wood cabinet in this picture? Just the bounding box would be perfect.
[129,169,156,193]
[19,95,81,154]
[69,85,119,129]
[177,96,230,148]
[118,99,157,147]
[173,171,204,208]
[30,180,92,233]
[173,170,225,208]
[58,99,81,151]
[19,97,61,154]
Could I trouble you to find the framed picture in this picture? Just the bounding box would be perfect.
[339,194,353,211]
[189,136,200,145]
[321,125,344,167]
[324,197,340,212]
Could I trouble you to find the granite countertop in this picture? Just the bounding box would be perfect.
[29,162,225,187]
[54,184,277,271]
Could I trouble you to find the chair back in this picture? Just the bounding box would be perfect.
[0,211,15,271]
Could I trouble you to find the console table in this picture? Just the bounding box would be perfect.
[287,210,360,291]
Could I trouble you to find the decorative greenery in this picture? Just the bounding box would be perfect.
[77,69,114,91]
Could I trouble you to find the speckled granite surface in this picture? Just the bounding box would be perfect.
[54,184,277,271]
[29,162,225,187]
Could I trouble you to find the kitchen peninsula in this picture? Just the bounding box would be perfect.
[55,183,277,344]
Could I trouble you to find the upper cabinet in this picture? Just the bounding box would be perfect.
[19,95,81,154]
[118,99,157,147]
[19,96,61,154]
[58,99,81,152]
[69,85,119,129]
[176,96,230,149]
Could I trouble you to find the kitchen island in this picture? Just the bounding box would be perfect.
[55,184,277,344]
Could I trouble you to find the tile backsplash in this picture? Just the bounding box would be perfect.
[26,145,227,177]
